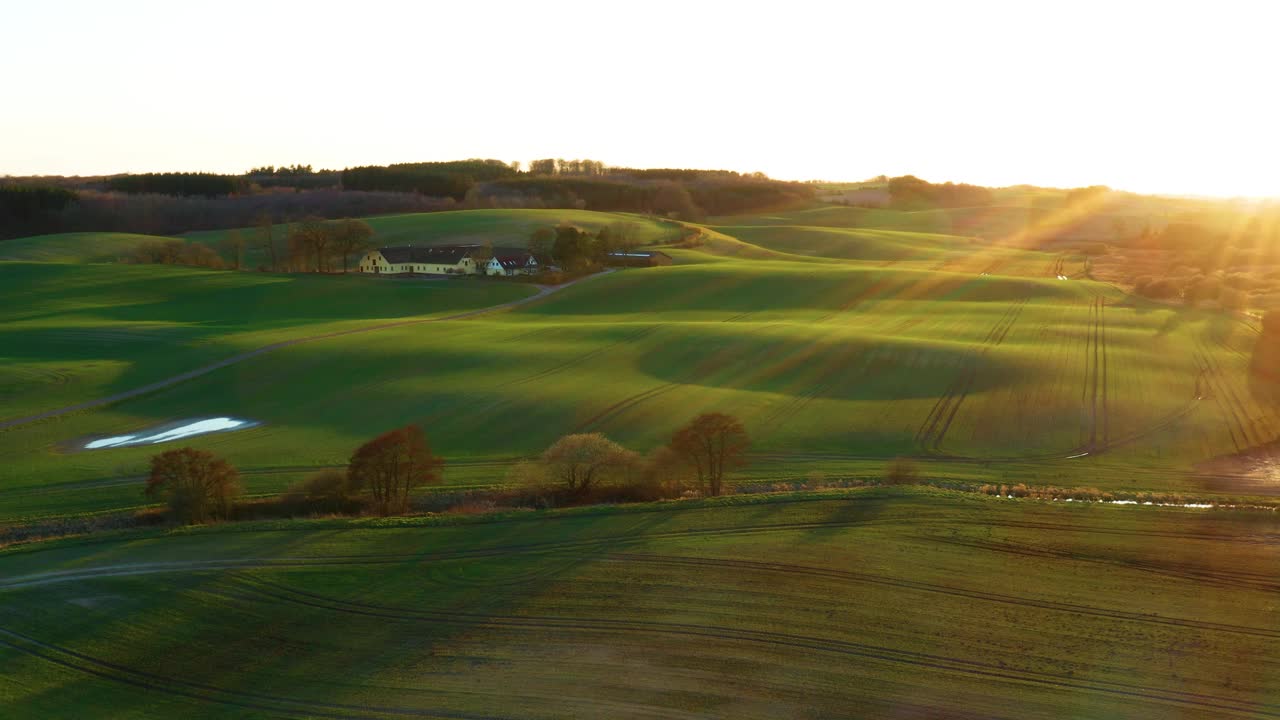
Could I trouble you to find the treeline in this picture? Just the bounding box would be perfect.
[483,176,812,219]
[141,413,752,525]
[341,159,519,197]
[105,172,246,197]
[245,164,340,189]
[0,189,451,240]
[2,157,812,240]
[0,185,79,231]
[887,175,993,209]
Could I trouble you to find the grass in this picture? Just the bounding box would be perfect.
[0,261,535,422]
[3,488,1280,717]
[0,250,1270,522]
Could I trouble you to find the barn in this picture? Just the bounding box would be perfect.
[358,245,538,276]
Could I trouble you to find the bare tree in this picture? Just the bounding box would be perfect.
[541,433,638,495]
[332,218,375,273]
[669,413,750,496]
[220,229,246,270]
[347,425,444,515]
[144,447,241,523]
[252,212,278,271]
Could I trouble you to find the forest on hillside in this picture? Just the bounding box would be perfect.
[0,159,813,239]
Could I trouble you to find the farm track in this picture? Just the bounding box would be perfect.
[217,574,1280,718]
[915,299,1027,452]
[0,271,615,432]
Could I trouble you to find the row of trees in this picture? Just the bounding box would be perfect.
[145,424,443,522]
[144,414,750,524]
[0,188,449,240]
[122,215,375,272]
[106,172,245,197]
[284,216,375,272]
[515,413,750,500]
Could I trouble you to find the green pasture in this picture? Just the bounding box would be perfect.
[3,489,1279,718]
[0,241,1272,521]
[0,262,533,421]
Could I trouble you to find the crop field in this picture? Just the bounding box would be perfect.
[0,220,1274,522]
[3,489,1280,718]
[0,262,534,422]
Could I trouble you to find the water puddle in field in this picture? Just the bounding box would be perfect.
[82,417,258,450]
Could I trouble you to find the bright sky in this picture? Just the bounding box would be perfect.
[4,0,1277,197]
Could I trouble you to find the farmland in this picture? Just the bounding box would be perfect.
[4,489,1280,718]
[3,202,1280,718]
[0,206,1275,523]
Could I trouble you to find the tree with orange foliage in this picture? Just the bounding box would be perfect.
[145,447,241,524]
[669,413,750,497]
[347,424,443,515]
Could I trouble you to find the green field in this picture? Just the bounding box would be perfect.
[0,207,1274,522]
[3,204,1280,718]
[3,488,1279,718]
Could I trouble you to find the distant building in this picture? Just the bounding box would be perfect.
[358,245,538,276]
[605,250,673,268]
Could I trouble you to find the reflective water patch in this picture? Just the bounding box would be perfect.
[83,417,257,450]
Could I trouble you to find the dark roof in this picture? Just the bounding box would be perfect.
[375,244,540,268]
[377,245,473,264]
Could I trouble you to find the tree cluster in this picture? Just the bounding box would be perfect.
[515,413,751,502]
[530,221,643,270]
[341,159,518,198]
[145,447,242,524]
[286,216,375,272]
[106,172,245,197]
[0,184,79,236]
[0,188,445,241]
[245,164,340,189]
[146,424,444,524]
[128,238,226,269]
[887,175,993,209]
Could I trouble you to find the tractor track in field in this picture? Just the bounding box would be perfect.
[812,275,899,323]
[0,625,506,720]
[915,299,1027,453]
[0,271,615,433]
[225,575,1280,718]
[571,382,681,433]
[10,534,1276,718]
[924,534,1280,594]
[4,515,1269,593]
[504,325,659,389]
[601,552,1280,639]
[1195,347,1255,453]
[1081,297,1110,451]
[1198,341,1276,447]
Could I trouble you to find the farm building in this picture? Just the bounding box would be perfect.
[358,245,538,276]
[605,250,673,268]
